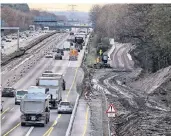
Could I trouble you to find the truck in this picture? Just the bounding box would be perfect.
[43,27,49,33]
[29,25,35,31]
[74,37,84,50]
[69,49,78,61]
[20,92,50,127]
[36,76,64,109]
[63,41,70,51]
[41,73,66,90]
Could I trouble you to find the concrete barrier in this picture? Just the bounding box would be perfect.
[65,94,80,136]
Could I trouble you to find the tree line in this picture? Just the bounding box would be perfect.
[90,4,171,72]
[1,4,57,32]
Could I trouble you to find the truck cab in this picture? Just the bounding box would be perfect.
[15,90,28,105]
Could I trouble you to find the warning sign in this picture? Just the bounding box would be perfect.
[106,104,116,117]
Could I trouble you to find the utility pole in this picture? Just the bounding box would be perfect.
[68,4,77,21]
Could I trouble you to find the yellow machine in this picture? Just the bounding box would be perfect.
[69,49,78,61]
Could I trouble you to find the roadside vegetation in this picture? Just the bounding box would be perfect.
[90,4,171,73]
[1,4,57,33]
[84,32,111,66]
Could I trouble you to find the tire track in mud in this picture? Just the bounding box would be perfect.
[98,72,171,136]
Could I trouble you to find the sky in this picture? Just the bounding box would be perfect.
[28,3,95,12]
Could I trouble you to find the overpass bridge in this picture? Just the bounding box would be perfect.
[33,16,92,30]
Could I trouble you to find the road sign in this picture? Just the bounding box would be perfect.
[99,49,103,55]
[106,104,116,117]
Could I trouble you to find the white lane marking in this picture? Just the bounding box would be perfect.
[2,116,6,120]
[127,53,132,60]
[67,61,71,67]
[10,107,14,111]
[25,127,34,136]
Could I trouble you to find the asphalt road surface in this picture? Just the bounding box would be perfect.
[1,35,86,136]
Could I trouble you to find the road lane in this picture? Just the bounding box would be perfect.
[1,36,69,135]
[2,32,88,136]
[2,59,68,136]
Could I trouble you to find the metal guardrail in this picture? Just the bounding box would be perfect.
[65,95,80,136]
[1,32,56,66]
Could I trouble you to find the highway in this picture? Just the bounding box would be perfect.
[2,31,49,55]
[1,33,86,136]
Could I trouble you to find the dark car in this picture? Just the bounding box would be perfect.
[70,32,74,35]
[60,49,64,56]
[57,49,64,56]
[55,53,62,60]
[2,87,16,97]
[1,101,4,112]
[44,70,53,73]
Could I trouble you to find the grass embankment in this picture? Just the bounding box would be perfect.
[84,34,98,66]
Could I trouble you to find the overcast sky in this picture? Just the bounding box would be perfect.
[28,3,95,12]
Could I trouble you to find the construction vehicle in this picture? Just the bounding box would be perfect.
[93,54,111,69]
[20,92,50,127]
[69,49,78,61]
[35,76,64,109]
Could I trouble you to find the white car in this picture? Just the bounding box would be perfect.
[45,53,53,58]
[58,101,73,114]
[15,90,28,105]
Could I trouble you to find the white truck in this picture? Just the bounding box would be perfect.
[63,41,71,51]
[43,27,49,33]
[20,92,50,127]
[36,76,65,109]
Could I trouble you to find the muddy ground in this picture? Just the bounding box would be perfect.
[89,68,171,136]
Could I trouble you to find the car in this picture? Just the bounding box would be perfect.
[12,36,18,40]
[45,53,53,58]
[58,101,73,114]
[70,32,74,35]
[52,48,58,52]
[56,48,60,53]
[2,87,16,97]
[54,53,62,60]
[1,101,4,112]
[1,37,6,41]
[15,90,28,105]
[44,70,53,73]
[60,49,64,56]
[5,38,12,42]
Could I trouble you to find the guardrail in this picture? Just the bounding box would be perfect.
[1,31,56,66]
[65,94,80,136]
[65,34,91,136]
